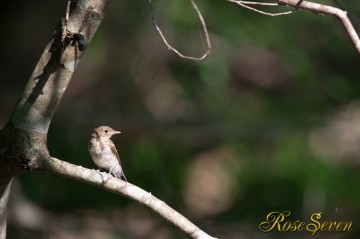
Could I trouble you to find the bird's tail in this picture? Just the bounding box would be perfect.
[113,171,127,182]
[120,173,128,182]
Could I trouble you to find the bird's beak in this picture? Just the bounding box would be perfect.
[113,131,121,135]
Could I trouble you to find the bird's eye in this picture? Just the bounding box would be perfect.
[104,129,108,133]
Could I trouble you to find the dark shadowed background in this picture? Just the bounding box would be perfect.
[1,0,360,238]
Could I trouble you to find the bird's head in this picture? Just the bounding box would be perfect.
[94,126,121,139]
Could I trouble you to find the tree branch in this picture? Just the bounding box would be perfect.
[279,0,360,53]
[41,157,217,239]
[228,0,360,54]
[149,0,211,60]
[0,1,217,237]
[227,0,294,16]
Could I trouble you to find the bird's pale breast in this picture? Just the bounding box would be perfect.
[89,138,120,171]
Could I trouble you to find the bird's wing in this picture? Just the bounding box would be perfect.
[109,140,122,166]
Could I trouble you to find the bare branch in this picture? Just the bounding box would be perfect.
[149,0,211,61]
[280,0,360,53]
[228,0,360,53]
[334,0,360,27]
[228,0,278,6]
[41,157,217,239]
[227,0,294,16]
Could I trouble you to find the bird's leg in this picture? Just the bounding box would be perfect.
[108,167,113,177]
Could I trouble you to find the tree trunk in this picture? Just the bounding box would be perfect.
[0,0,113,237]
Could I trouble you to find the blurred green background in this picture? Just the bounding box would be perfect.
[0,0,360,238]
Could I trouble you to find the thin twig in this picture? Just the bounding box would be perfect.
[230,0,278,6]
[149,0,211,61]
[227,0,294,16]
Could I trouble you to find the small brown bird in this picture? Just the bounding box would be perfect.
[88,126,127,181]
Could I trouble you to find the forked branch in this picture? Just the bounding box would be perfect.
[227,0,294,16]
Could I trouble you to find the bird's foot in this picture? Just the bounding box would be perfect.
[107,173,113,180]
[97,169,111,180]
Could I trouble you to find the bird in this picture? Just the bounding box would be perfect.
[88,126,127,181]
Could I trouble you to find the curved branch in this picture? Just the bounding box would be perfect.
[277,0,360,53]
[334,0,360,27]
[228,0,360,54]
[41,157,217,239]
[149,0,211,61]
